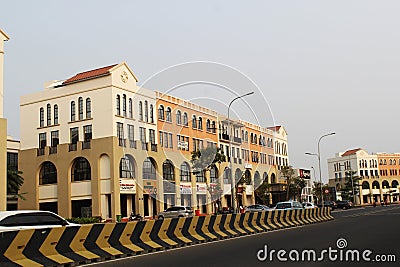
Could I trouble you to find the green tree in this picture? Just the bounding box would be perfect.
[340,170,361,202]
[279,165,295,200]
[290,176,306,201]
[191,146,226,213]
[254,180,271,205]
[313,181,330,204]
[7,169,25,200]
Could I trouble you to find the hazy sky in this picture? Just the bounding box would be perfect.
[2,1,400,182]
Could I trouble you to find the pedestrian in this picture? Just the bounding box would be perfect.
[373,201,376,207]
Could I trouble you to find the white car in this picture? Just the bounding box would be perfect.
[302,202,317,209]
[0,210,79,232]
[275,201,304,210]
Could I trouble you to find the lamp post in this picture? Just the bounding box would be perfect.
[306,132,335,207]
[228,91,254,213]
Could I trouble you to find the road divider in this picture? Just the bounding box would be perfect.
[0,207,332,266]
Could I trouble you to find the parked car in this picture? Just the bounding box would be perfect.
[157,206,193,220]
[336,200,353,209]
[245,204,273,212]
[275,201,304,210]
[302,202,317,209]
[221,207,234,214]
[0,210,79,232]
[323,201,337,210]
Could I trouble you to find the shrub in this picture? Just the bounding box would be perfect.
[66,217,101,224]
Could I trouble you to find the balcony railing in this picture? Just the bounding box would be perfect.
[49,146,57,154]
[82,140,91,150]
[129,140,137,149]
[118,138,126,147]
[151,143,157,152]
[141,142,148,151]
[69,143,77,152]
[37,148,45,156]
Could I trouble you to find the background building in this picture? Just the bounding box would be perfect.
[328,148,400,205]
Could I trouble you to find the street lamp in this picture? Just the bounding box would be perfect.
[306,132,336,207]
[228,91,254,213]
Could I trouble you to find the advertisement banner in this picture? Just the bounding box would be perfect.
[119,179,136,194]
[180,183,192,194]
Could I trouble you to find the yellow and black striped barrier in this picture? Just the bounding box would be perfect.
[0,207,333,266]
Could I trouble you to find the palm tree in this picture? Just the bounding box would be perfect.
[7,169,25,200]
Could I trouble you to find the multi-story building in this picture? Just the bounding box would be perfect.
[328,148,400,205]
[19,63,289,220]
[0,29,10,211]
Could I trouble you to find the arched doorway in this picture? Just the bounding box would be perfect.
[162,160,175,210]
[142,157,158,218]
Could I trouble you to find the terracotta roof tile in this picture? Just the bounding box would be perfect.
[63,64,117,85]
[267,126,281,131]
[341,148,362,157]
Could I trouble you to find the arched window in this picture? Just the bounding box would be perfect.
[254,134,257,144]
[158,105,165,120]
[149,104,154,123]
[54,105,58,124]
[235,168,242,184]
[166,107,172,122]
[394,159,397,165]
[211,121,216,133]
[70,101,76,121]
[362,181,370,189]
[86,98,91,118]
[78,97,83,120]
[254,171,261,187]
[39,107,45,127]
[198,117,203,130]
[192,115,197,129]
[122,95,127,117]
[163,160,174,181]
[210,165,218,183]
[128,98,133,118]
[176,110,182,125]
[245,131,248,142]
[39,161,57,185]
[138,101,143,121]
[47,104,51,126]
[382,180,390,189]
[143,158,156,180]
[392,180,399,188]
[144,100,148,122]
[180,162,191,182]
[250,133,254,143]
[263,172,268,182]
[183,112,188,126]
[372,180,380,189]
[206,119,211,131]
[120,155,135,178]
[223,167,231,184]
[270,173,276,184]
[116,95,121,116]
[71,157,91,181]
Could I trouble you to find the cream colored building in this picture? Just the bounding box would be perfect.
[0,28,10,211]
[19,63,289,220]
[327,148,400,205]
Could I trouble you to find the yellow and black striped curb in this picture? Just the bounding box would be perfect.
[0,207,333,266]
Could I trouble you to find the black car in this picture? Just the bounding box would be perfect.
[323,201,337,210]
[336,200,353,209]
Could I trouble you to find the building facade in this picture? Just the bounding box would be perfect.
[328,148,400,205]
[19,63,288,220]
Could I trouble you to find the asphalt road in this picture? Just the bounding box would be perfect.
[83,206,400,267]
